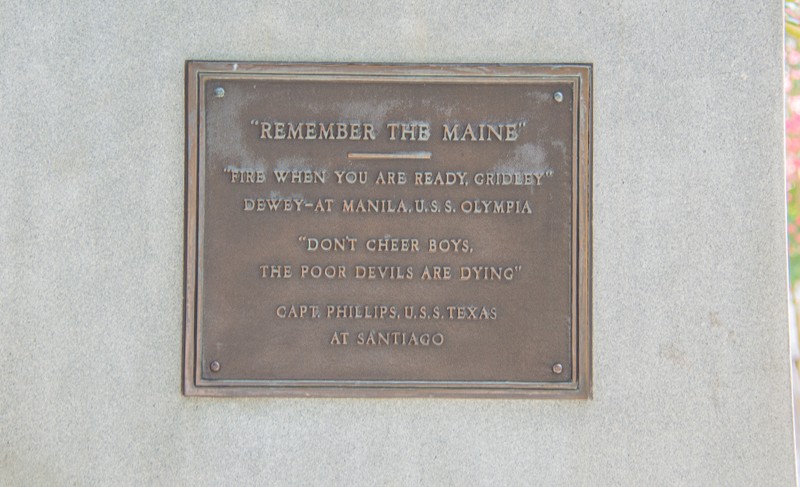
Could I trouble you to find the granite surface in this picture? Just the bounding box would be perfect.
[0,1,795,485]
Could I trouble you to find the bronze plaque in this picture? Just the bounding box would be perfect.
[184,62,592,398]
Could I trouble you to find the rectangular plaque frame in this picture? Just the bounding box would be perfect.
[183,62,592,398]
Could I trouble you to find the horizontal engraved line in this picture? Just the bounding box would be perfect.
[347,151,432,160]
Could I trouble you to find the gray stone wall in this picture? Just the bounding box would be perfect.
[1,1,794,485]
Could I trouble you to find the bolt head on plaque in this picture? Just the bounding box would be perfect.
[553,91,564,102]
[209,361,221,373]
[213,86,225,98]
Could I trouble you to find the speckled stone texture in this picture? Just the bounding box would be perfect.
[0,1,794,485]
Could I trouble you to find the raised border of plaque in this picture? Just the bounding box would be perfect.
[183,62,592,398]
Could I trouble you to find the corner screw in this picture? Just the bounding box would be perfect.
[210,360,221,372]
[213,87,225,98]
[553,91,563,103]
[552,363,563,374]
